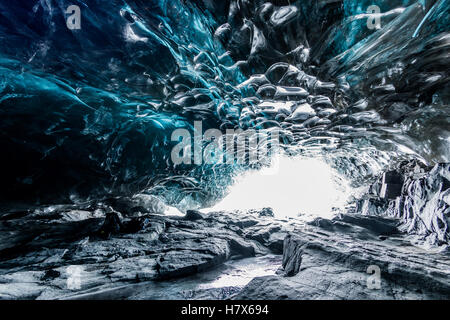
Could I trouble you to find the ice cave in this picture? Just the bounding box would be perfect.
[0,0,448,301]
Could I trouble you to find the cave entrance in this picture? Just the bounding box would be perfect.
[208,155,352,219]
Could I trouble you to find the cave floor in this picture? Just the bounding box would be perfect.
[0,208,449,300]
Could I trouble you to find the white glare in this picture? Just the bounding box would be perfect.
[209,155,351,219]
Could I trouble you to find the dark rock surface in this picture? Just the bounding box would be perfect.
[184,210,205,221]
[235,214,450,300]
[0,207,268,299]
[356,163,450,245]
[281,235,303,277]
[258,208,275,218]
[0,203,448,300]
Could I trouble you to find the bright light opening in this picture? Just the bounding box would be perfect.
[208,155,351,219]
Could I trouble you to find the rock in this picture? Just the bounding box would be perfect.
[356,162,450,244]
[184,210,204,221]
[233,275,303,300]
[380,171,404,199]
[97,212,123,239]
[307,217,335,230]
[122,217,152,233]
[258,207,274,217]
[308,214,400,242]
[41,269,60,281]
[228,238,255,258]
[245,224,282,245]
[234,214,450,300]
[337,214,399,236]
[102,198,141,215]
[356,198,389,216]
[155,238,230,280]
[1,206,449,300]
[267,232,286,254]
[282,235,303,277]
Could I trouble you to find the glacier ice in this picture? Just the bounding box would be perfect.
[0,0,448,217]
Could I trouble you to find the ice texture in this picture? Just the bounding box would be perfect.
[0,0,448,212]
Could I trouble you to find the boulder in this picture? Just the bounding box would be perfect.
[282,235,303,277]
[228,238,255,258]
[380,171,404,199]
[184,210,204,221]
[97,212,123,239]
[122,217,152,233]
[258,207,275,217]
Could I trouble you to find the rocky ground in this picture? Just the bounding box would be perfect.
[0,201,448,300]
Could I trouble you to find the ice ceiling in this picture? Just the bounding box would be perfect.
[0,0,448,211]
